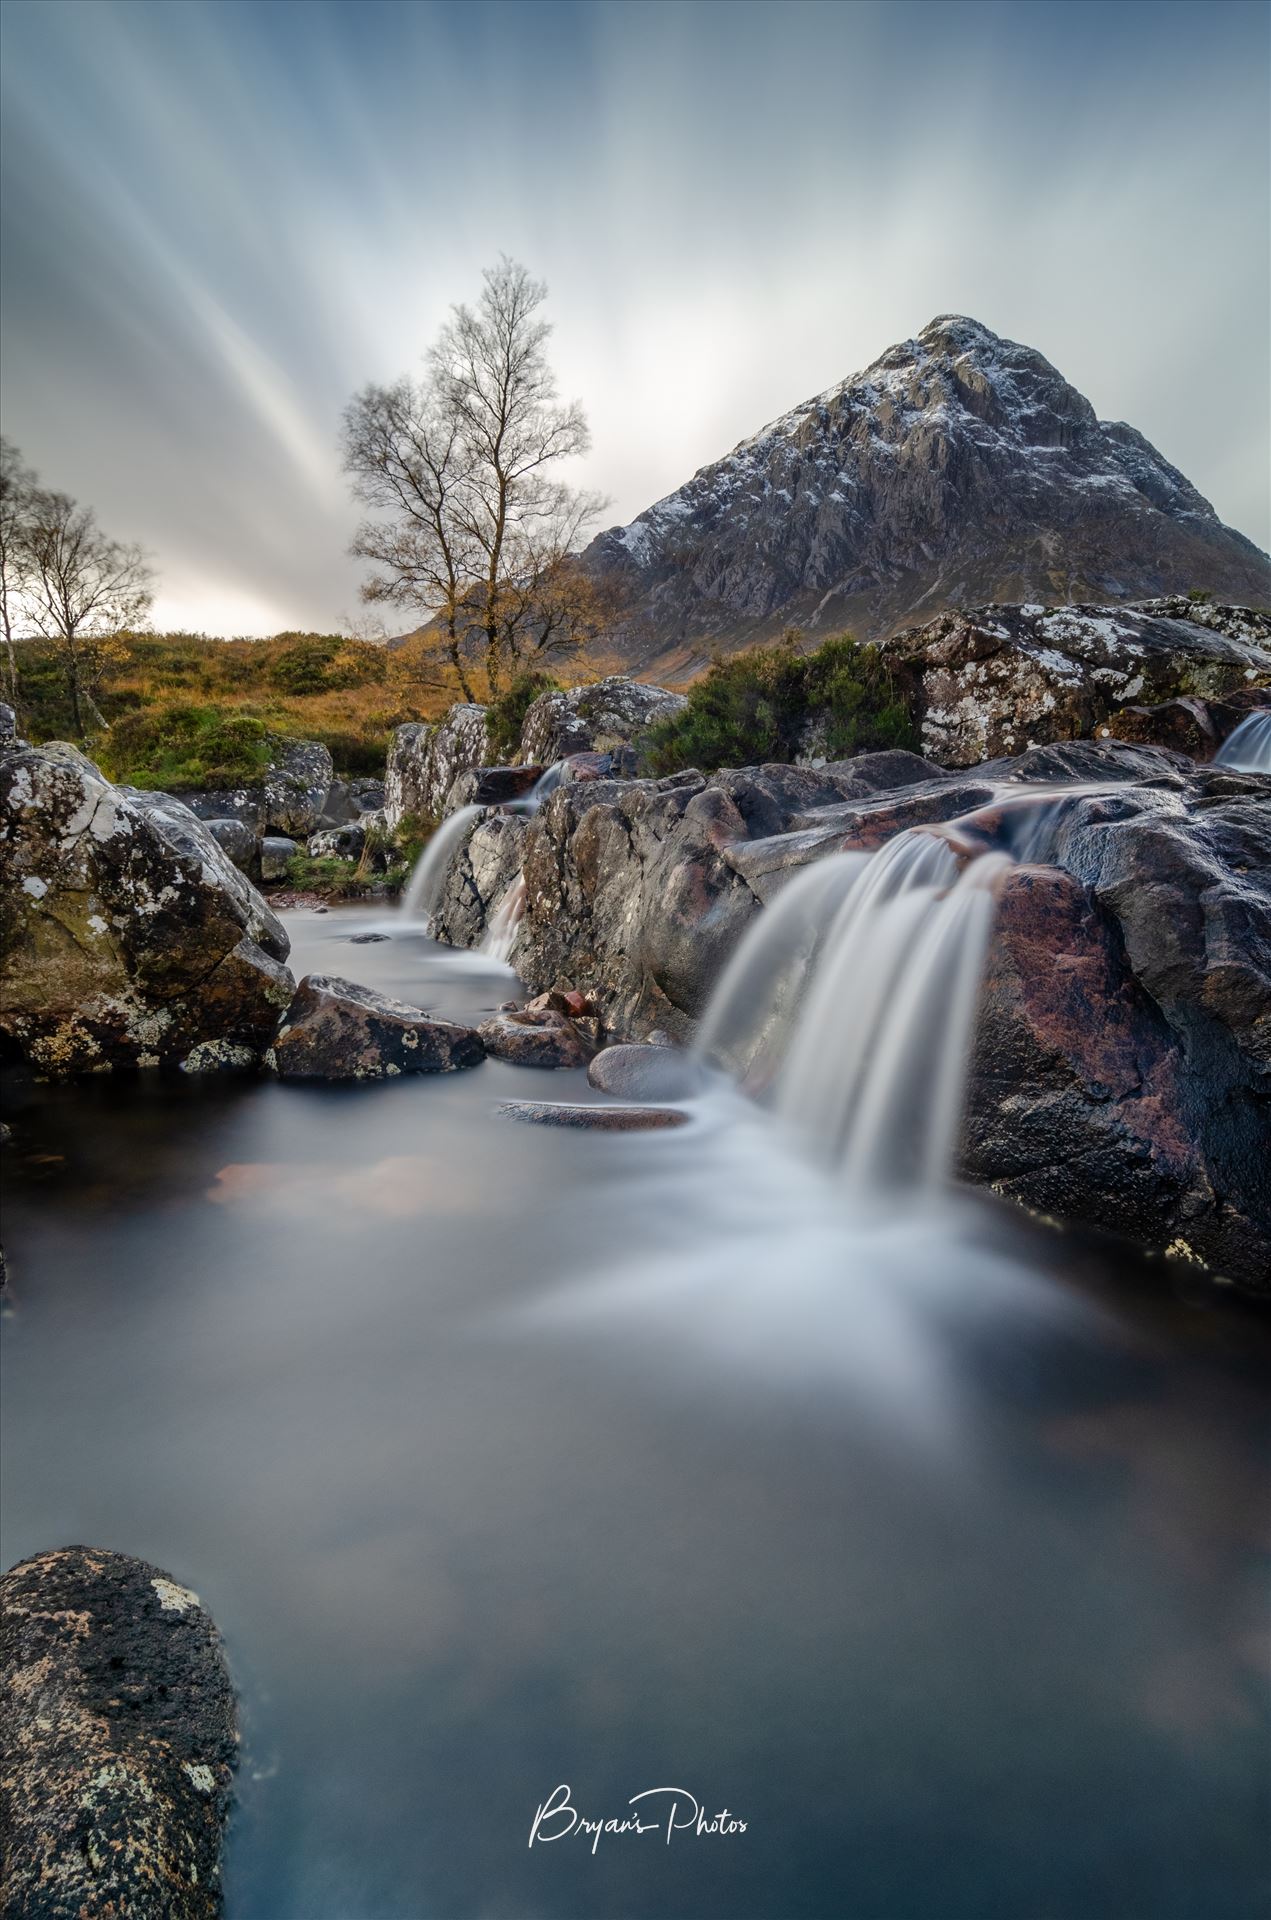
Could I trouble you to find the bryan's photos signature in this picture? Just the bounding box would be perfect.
[530,1785,747,1853]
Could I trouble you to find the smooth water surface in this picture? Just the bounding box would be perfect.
[2,907,1268,1919]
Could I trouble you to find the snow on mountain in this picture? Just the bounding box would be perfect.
[584,316,1271,674]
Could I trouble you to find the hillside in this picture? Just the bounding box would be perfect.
[583,315,1271,677]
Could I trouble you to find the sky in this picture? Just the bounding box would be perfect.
[1,0,1268,636]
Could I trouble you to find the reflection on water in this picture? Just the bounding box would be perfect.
[2,907,1268,1920]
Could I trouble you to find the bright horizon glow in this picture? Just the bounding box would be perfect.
[2,0,1268,636]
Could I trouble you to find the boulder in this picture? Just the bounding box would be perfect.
[1095,686,1269,760]
[271,974,485,1079]
[587,1043,705,1100]
[517,676,687,767]
[261,737,334,836]
[384,705,490,829]
[350,776,386,813]
[260,834,298,881]
[0,746,294,1074]
[477,1008,596,1068]
[308,824,366,860]
[886,602,1271,768]
[430,810,530,952]
[0,701,18,747]
[203,816,258,874]
[0,1546,236,1920]
[172,737,334,838]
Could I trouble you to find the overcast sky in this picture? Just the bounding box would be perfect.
[2,0,1267,635]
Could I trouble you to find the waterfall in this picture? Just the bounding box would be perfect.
[1215,711,1271,773]
[400,805,484,921]
[695,829,1008,1197]
[481,873,527,963]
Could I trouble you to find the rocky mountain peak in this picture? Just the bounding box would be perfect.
[586,319,1269,676]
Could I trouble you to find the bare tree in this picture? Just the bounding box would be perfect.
[21,490,154,736]
[0,438,36,707]
[342,258,608,697]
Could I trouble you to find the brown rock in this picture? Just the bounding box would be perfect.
[272,975,485,1079]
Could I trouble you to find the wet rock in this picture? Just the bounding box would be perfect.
[1095,687,1270,761]
[349,930,391,944]
[384,706,490,829]
[587,1044,704,1100]
[477,1009,595,1069]
[308,823,366,860]
[203,816,258,874]
[517,676,687,766]
[886,602,1271,769]
[447,764,547,809]
[271,974,485,1079]
[429,810,528,952]
[0,1545,237,1920]
[0,749,294,1075]
[496,1099,689,1129]
[260,834,298,881]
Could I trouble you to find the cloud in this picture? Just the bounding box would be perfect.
[1,0,1266,633]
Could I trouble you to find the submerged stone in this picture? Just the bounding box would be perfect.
[496,1099,689,1130]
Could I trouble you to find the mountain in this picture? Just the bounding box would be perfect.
[583,316,1271,677]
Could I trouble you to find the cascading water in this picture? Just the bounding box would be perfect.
[399,804,485,922]
[694,829,1009,1197]
[399,764,566,928]
[1214,711,1271,773]
[481,873,527,963]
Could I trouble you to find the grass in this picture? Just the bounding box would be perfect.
[12,630,436,781]
[642,633,918,774]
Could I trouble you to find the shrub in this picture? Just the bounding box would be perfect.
[101,706,273,790]
[642,634,917,776]
[486,670,560,760]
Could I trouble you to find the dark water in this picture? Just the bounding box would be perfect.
[2,908,1268,1920]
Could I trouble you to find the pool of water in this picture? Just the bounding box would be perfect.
[2,907,1268,1919]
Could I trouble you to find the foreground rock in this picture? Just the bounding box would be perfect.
[0,1546,236,1920]
[886,601,1271,768]
[587,1043,706,1101]
[0,745,294,1074]
[271,975,484,1078]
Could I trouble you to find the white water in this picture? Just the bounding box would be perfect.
[695,829,1008,1196]
[481,872,527,963]
[399,804,484,922]
[1214,711,1271,773]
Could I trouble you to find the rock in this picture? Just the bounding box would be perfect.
[517,676,687,766]
[886,602,1271,768]
[271,974,485,1078]
[966,860,1270,1287]
[384,705,490,829]
[260,834,298,881]
[0,748,294,1074]
[0,1546,236,1920]
[308,823,366,860]
[587,1044,705,1100]
[447,764,547,809]
[349,930,390,944]
[429,810,529,952]
[350,776,386,813]
[476,1009,595,1069]
[170,738,335,838]
[1095,687,1270,760]
[203,816,258,874]
[262,738,334,837]
[0,701,18,747]
[580,316,1271,668]
[496,1100,689,1129]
